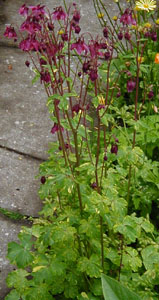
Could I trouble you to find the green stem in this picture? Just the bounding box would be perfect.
[100,216,104,271]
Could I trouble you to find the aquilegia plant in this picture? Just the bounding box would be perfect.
[3,0,159,299]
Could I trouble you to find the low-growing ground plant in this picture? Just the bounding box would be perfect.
[3,0,159,299]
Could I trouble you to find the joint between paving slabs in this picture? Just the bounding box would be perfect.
[0,144,46,162]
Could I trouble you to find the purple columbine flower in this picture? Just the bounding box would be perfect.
[111,144,118,155]
[19,4,29,16]
[151,31,157,42]
[61,32,68,41]
[124,32,131,40]
[4,26,17,39]
[75,25,81,34]
[118,32,123,40]
[148,91,154,99]
[48,23,54,31]
[71,38,89,55]
[127,80,136,93]
[91,182,97,189]
[40,58,47,66]
[52,6,67,21]
[97,104,105,111]
[51,123,64,134]
[103,27,109,38]
[104,155,108,161]
[104,51,111,60]
[19,36,40,51]
[82,61,90,73]
[120,9,136,26]
[73,10,80,23]
[116,91,121,98]
[100,42,107,49]
[20,18,41,34]
[40,71,51,83]
[90,69,98,81]
[72,104,81,114]
[29,4,46,18]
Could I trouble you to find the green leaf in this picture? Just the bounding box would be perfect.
[5,290,21,300]
[78,255,102,278]
[141,245,159,270]
[7,241,34,268]
[6,269,29,290]
[101,274,141,300]
[32,72,40,84]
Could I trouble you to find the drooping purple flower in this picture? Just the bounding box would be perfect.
[103,27,109,38]
[52,6,67,21]
[19,36,40,51]
[144,31,151,38]
[20,18,41,34]
[61,32,68,41]
[97,104,105,111]
[89,40,103,58]
[41,176,46,184]
[118,32,123,40]
[104,51,111,60]
[124,32,131,40]
[127,80,136,93]
[29,5,46,18]
[120,9,136,26]
[91,182,97,189]
[4,26,17,39]
[40,71,51,83]
[46,43,58,57]
[148,91,154,99]
[90,69,98,81]
[83,61,90,73]
[104,155,108,161]
[100,42,107,49]
[72,104,81,114]
[40,58,47,66]
[75,25,81,34]
[71,38,89,55]
[65,143,69,149]
[111,144,118,155]
[48,23,54,31]
[51,123,64,134]
[151,31,157,42]
[78,71,82,77]
[19,4,29,16]
[116,91,121,98]
[73,10,80,23]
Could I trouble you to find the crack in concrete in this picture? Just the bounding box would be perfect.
[0,144,46,162]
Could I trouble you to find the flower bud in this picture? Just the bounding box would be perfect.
[41,176,46,184]
[118,32,123,40]
[148,91,154,99]
[111,144,118,155]
[103,27,109,38]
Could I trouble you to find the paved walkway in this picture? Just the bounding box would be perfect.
[0,0,118,298]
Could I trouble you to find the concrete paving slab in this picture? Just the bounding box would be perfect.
[0,46,54,160]
[0,147,43,216]
[0,216,30,300]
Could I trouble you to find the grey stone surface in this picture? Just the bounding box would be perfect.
[0,147,43,216]
[0,147,42,299]
[0,46,54,160]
